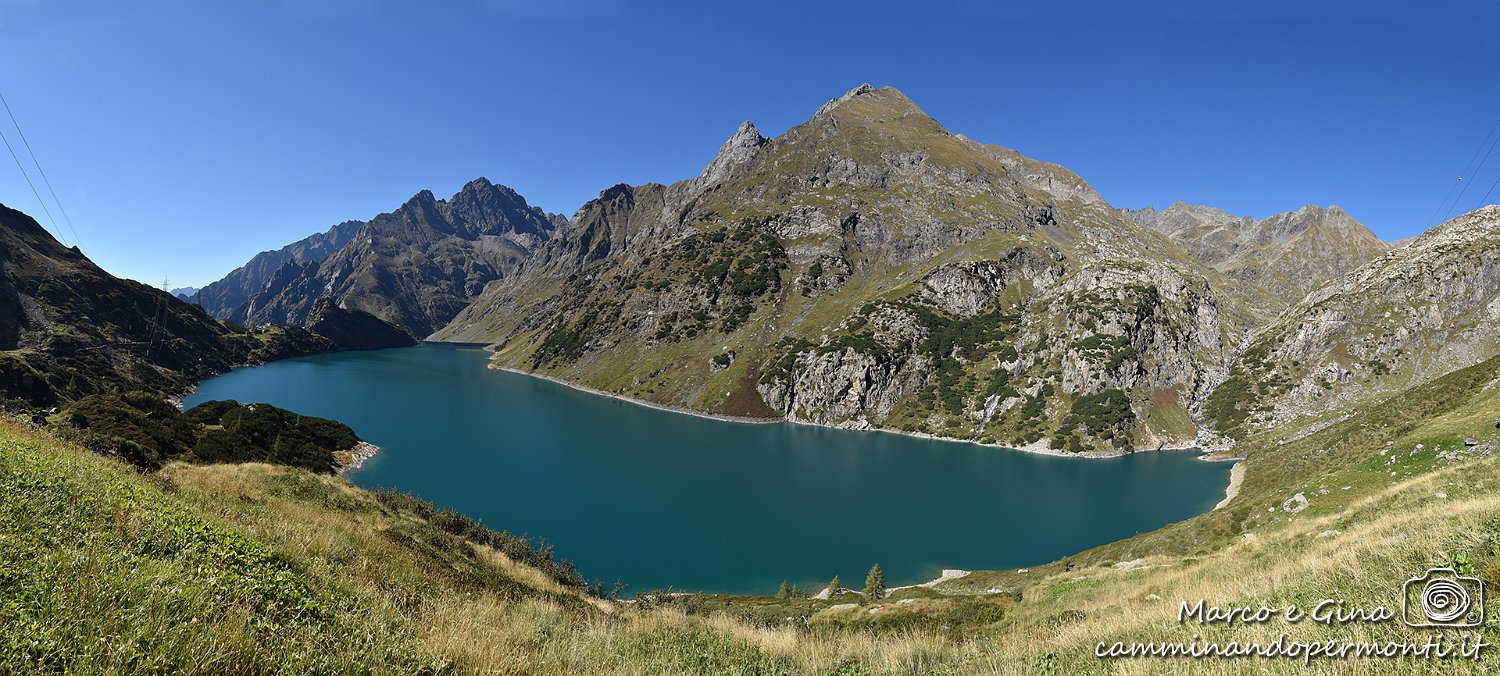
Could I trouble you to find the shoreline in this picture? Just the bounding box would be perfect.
[490,362,1231,462]
[883,568,972,596]
[1214,461,1245,509]
[490,364,782,426]
[334,441,380,476]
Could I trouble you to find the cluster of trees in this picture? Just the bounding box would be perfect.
[54,392,359,473]
[777,564,886,602]
[1057,387,1135,451]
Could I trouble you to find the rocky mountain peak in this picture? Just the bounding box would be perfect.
[1122,202,1244,235]
[694,120,769,189]
[398,189,440,216]
[812,82,884,117]
[457,176,497,195]
[1258,204,1377,242]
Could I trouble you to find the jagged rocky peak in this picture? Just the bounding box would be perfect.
[694,120,769,188]
[443,176,556,238]
[1120,200,1389,306]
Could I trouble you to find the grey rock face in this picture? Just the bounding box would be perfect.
[917,249,1062,317]
[693,121,768,190]
[759,346,932,426]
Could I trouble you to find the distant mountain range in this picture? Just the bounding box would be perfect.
[189,219,364,319]
[178,83,1498,456]
[1121,202,1391,309]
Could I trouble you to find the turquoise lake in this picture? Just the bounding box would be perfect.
[184,343,1232,595]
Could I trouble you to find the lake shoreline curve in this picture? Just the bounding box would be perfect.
[487,360,1231,463]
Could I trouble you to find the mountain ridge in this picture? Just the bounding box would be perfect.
[191,219,364,319]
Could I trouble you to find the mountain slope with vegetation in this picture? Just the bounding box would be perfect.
[1204,205,1500,441]
[0,203,343,410]
[437,85,1264,454]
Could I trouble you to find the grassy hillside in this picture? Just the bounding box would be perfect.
[4,352,1498,673]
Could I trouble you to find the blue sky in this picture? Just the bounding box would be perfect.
[2,0,1499,287]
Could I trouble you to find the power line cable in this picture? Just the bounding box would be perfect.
[1441,121,1500,223]
[1425,113,1500,228]
[1477,174,1500,209]
[0,125,63,240]
[0,89,84,251]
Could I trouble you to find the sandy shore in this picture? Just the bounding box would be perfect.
[1214,461,1245,509]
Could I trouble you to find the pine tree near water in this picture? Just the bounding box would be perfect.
[828,575,842,596]
[777,580,792,599]
[864,564,885,600]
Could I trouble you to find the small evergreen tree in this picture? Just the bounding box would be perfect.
[828,575,842,596]
[776,580,792,599]
[864,564,885,600]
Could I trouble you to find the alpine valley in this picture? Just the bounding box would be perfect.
[188,84,1467,456]
[3,84,1500,674]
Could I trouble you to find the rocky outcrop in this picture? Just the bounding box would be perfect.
[755,248,1231,451]
[759,346,932,426]
[305,298,417,350]
[692,121,768,191]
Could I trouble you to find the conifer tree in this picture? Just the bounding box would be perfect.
[777,580,792,599]
[864,564,885,600]
[828,575,842,596]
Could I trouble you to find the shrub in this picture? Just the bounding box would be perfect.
[1060,389,1135,446]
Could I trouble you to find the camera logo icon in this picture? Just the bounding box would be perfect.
[1402,567,1484,628]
